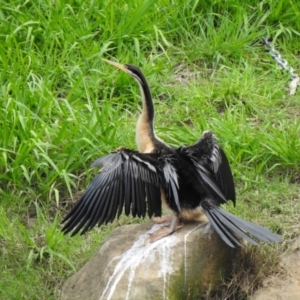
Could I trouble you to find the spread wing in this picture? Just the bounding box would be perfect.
[61,148,179,236]
[179,131,236,205]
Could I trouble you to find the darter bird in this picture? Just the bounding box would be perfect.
[61,59,281,248]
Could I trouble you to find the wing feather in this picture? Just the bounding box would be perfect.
[161,161,180,212]
[117,172,125,218]
[61,148,172,236]
[146,180,161,217]
[106,181,119,223]
[131,167,137,217]
[84,188,110,233]
[124,162,132,215]
[97,186,112,225]
[179,131,235,205]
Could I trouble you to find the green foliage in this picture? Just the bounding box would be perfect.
[0,0,299,298]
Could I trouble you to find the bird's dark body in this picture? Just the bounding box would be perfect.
[150,135,234,214]
[61,60,281,248]
[165,149,211,212]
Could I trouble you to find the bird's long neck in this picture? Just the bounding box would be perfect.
[135,78,157,153]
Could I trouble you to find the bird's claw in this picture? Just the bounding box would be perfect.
[149,224,183,243]
[152,215,173,224]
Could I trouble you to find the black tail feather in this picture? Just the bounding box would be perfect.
[212,208,259,246]
[206,209,243,247]
[203,205,281,248]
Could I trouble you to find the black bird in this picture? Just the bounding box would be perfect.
[62,59,281,248]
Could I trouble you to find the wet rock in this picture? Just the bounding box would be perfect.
[61,221,238,300]
[251,236,300,300]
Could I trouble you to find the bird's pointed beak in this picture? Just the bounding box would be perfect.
[102,58,127,72]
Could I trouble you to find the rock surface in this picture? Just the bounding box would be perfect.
[61,221,238,300]
[251,236,300,300]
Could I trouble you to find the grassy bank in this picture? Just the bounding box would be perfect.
[0,0,299,298]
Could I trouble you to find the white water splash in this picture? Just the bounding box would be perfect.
[99,223,178,300]
[183,223,206,285]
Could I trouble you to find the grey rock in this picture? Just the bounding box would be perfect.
[61,221,238,300]
[251,236,300,300]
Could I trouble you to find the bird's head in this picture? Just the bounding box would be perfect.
[102,58,145,86]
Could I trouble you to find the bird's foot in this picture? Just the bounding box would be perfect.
[149,223,183,243]
[152,215,173,224]
[150,216,182,243]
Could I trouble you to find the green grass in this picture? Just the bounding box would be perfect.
[0,0,300,299]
